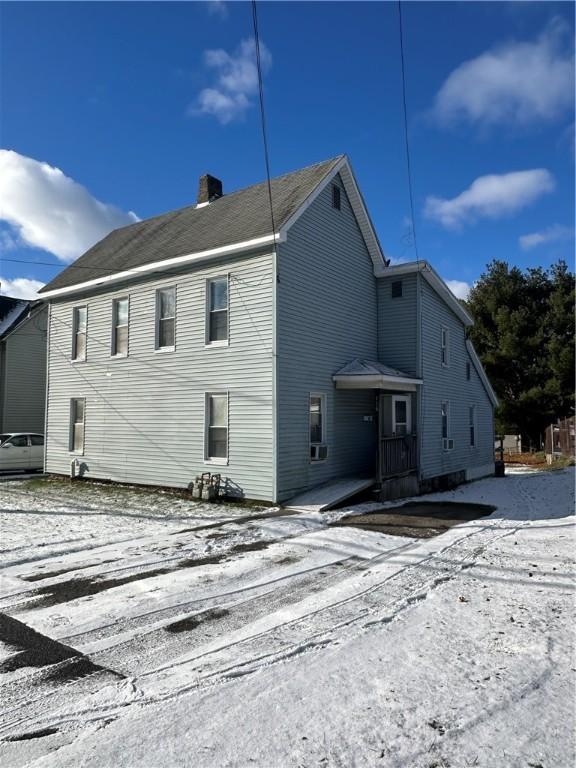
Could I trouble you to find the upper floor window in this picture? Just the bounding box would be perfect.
[207,277,228,344]
[112,297,129,357]
[156,287,175,350]
[331,184,341,210]
[441,326,450,367]
[72,306,87,361]
[466,361,471,381]
[392,280,403,298]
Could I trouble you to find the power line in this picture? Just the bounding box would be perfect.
[1,257,117,272]
[251,0,277,257]
[398,0,420,266]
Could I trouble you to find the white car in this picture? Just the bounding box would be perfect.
[0,433,44,472]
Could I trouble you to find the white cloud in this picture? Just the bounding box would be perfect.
[445,279,472,301]
[424,169,555,230]
[519,224,574,250]
[192,38,272,124]
[206,0,227,19]
[433,18,574,127]
[0,275,45,300]
[0,150,139,263]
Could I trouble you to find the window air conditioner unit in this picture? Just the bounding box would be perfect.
[311,444,328,461]
[443,438,454,451]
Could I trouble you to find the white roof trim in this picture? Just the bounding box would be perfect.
[39,234,282,299]
[279,155,387,272]
[374,260,474,327]
[466,339,499,408]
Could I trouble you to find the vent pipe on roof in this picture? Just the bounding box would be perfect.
[197,174,223,206]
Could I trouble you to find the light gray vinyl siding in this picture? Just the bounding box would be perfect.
[418,276,494,479]
[276,174,378,500]
[45,251,274,500]
[376,273,418,376]
[0,306,47,433]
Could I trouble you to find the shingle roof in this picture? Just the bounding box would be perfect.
[40,156,344,294]
[334,358,419,380]
[0,298,29,338]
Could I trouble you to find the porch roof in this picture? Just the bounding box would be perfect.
[333,358,423,390]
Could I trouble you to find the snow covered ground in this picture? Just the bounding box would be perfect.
[0,469,574,768]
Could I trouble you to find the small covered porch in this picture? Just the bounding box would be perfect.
[333,359,422,488]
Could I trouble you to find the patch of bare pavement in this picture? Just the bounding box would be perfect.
[332,500,496,538]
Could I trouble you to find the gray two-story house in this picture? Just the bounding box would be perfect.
[39,156,497,502]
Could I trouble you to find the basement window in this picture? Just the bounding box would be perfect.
[391,280,403,298]
[331,184,341,211]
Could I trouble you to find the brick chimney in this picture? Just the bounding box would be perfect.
[197,174,223,205]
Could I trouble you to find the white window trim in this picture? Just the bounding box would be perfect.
[69,398,86,455]
[204,391,229,465]
[111,296,129,358]
[469,404,477,449]
[155,286,176,352]
[392,395,412,435]
[441,326,450,368]
[441,400,451,449]
[72,305,87,363]
[205,274,230,348]
[309,392,328,463]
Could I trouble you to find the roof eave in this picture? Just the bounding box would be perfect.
[466,339,499,408]
[38,233,283,300]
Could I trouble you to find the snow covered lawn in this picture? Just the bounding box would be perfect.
[0,469,574,767]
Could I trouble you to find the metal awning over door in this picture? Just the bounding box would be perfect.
[333,358,422,391]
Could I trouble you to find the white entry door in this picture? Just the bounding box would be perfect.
[392,395,412,436]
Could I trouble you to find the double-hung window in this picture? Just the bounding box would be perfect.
[469,405,477,448]
[207,277,228,344]
[441,400,453,450]
[205,393,228,462]
[112,297,129,357]
[310,394,327,461]
[72,306,87,361]
[156,287,176,350]
[310,395,325,445]
[441,327,449,367]
[70,398,85,453]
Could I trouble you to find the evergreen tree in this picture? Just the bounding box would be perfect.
[466,260,575,448]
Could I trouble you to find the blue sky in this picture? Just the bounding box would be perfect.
[0,0,574,299]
